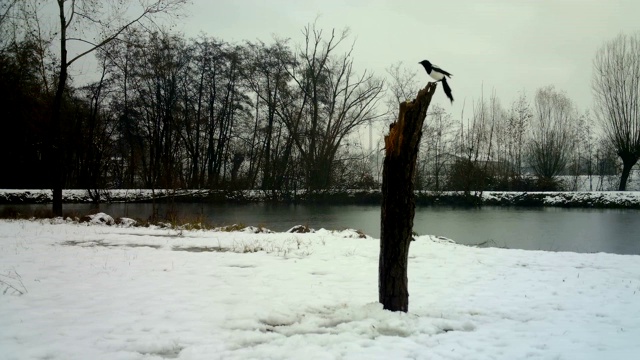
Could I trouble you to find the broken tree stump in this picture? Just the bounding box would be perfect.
[379,82,437,312]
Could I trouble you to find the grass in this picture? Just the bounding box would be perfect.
[162,208,214,230]
[172,237,314,257]
[56,236,314,258]
[0,206,221,231]
[172,246,228,253]
[218,223,247,232]
[60,239,163,249]
[1,206,320,259]
[0,269,27,296]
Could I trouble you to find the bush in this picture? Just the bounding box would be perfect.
[535,177,564,191]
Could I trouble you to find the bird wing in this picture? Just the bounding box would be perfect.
[433,64,452,77]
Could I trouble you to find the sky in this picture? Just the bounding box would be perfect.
[177,0,640,115]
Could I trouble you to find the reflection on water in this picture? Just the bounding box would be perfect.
[2,203,639,255]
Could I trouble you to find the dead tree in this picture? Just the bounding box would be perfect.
[379,82,437,312]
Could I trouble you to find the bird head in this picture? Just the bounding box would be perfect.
[419,60,431,67]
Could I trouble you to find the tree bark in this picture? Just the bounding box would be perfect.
[379,82,437,312]
[51,0,68,217]
[618,154,639,191]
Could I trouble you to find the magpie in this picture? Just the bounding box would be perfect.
[419,60,453,103]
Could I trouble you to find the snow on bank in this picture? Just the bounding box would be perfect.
[1,219,640,359]
[0,189,212,204]
[3,189,640,209]
[480,190,640,208]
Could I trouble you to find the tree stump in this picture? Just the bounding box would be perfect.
[379,82,437,312]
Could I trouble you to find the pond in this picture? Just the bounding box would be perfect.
[4,203,639,255]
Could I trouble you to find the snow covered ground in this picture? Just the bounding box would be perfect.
[2,218,640,359]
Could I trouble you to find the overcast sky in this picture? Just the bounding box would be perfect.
[176,0,640,116]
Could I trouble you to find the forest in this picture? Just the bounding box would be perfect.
[1,1,637,202]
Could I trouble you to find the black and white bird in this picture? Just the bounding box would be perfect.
[419,60,453,103]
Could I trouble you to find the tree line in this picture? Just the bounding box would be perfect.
[1,1,384,203]
[410,86,619,193]
[1,1,638,210]
[410,32,640,193]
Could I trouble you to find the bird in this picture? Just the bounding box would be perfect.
[419,60,453,103]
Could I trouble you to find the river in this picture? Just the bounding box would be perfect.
[4,203,639,255]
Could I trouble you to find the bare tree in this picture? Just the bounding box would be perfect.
[385,61,420,115]
[49,0,189,215]
[595,138,620,190]
[0,23,52,189]
[593,32,640,191]
[0,0,26,41]
[282,22,384,190]
[0,0,18,23]
[450,91,498,194]
[244,39,297,194]
[134,31,189,189]
[1,1,55,92]
[527,86,575,189]
[505,93,531,186]
[567,110,596,191]
[419,104,455,190]
[0,0,20,50]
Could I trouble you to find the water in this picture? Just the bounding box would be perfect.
[3,203,639,255]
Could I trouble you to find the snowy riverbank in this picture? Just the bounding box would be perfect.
[2,189,640,209]
[2,218,640,359]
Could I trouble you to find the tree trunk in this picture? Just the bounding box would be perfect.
[52,1,68,217]
[379,83,437,312]
[618,154,639,191]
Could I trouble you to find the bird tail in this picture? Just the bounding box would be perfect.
[441,78,453,103]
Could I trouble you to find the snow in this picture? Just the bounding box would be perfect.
[1,219,640,359]
[86,212,115,226]
[480,190,640,207]
[2,186,640,209]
